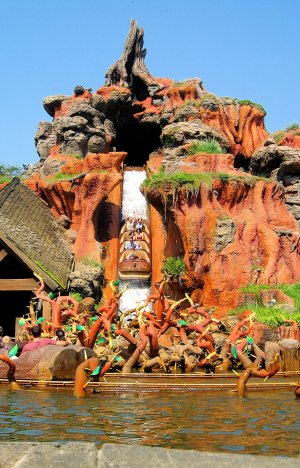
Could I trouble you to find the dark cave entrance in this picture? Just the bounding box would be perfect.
[0,251,34,337]
[108,101,162,167]
[93,199,120,243]
[234,153,251,171]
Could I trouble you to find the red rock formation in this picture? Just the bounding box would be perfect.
[25,152,125,261]
[273,128,300,150]
[144,163,300,313]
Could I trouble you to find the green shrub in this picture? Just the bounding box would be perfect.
[238,99,266,115]
[0,164,22,178]
[70,292,83,302]
[228,304,300,327]
[162,134,178,146]
[213,172,268,187]
[218,173,229,183]
[46,172,82,184]
[81,257,103,270]
[285,122,299,131]
[162,257,186,279]
[231,282,300,325]
[188,139,223,155]
[273,132,285,143]
[172,79,196,87]
[142,171,213,194]
[0,175,12,184]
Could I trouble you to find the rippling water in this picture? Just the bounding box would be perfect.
[0,388,299,457]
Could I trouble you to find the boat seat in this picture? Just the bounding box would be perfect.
[120,222,150,236]
[120,232,150,244]
[119,249,150,263]
[121,240,149,252]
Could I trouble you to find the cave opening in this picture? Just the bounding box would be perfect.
[110,103,162,167]
[234,153,251,171]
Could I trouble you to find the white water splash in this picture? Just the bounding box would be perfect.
[119,170,150,312]
[121,170,149,221]
[118,280,152,322]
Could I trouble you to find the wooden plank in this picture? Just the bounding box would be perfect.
[0,249,8,262]
[0,278,38,291]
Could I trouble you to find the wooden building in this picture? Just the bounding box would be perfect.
[0,179,73,336]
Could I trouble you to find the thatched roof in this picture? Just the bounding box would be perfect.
[0,178,73,289]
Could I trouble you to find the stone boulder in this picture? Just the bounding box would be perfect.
[0,345,96,380]
[35,95,116,160]
[214,218,236,252]
[34,121,56,161]
[161,119,230,150]
[250,143,300,182]
[43,94,68,117]
[250,143,300,225]
[69,263,103,302]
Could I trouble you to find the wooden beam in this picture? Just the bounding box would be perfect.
[0,249,8,262]
[0,278,38,291]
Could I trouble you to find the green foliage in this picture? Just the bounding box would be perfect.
[0,164,22,183]
[162,257,186,279]
[220,97,266,115]
[230,282,300,325]
[228,305,300,327]
[142,171,213,194]
[238,100,266,115]
[218,173,229,183]
[0,175,12,184]
[142,171,268,204]
[70,292,83,302]
[188,139,223,155]
[46,172,82,184]
[0,164,22,178]
[163,134,178,146]
[273,132,285,143]
[81,257,103,270]
[285,122,299,131]
[213,172,268,186]
[172,80,192,87]
[28,257,64,286]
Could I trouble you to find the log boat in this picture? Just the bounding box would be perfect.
[118,220,151,280]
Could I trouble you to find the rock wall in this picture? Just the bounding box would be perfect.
[144,154,300,311]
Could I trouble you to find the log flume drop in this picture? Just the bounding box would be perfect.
[118,168,151,314]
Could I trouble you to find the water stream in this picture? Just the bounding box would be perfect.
[119,169,151,314]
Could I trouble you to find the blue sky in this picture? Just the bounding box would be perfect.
[0,0,299,166]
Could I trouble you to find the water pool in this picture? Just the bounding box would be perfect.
[0,387,299,457]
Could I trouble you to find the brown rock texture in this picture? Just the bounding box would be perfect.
[143,159,300,312]
[0,346,96,380]
[25,152,125,260]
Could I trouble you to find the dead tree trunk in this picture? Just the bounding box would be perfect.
[105,19,163,96]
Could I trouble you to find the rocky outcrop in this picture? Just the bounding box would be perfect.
[35,87,115,160]
[250,142,300,225]
[161,120,230,150]
[143,155,300,310]
[0,345,96,380]
[272,127,300,150]
[69,263,103,301]
[25,151,125,264]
